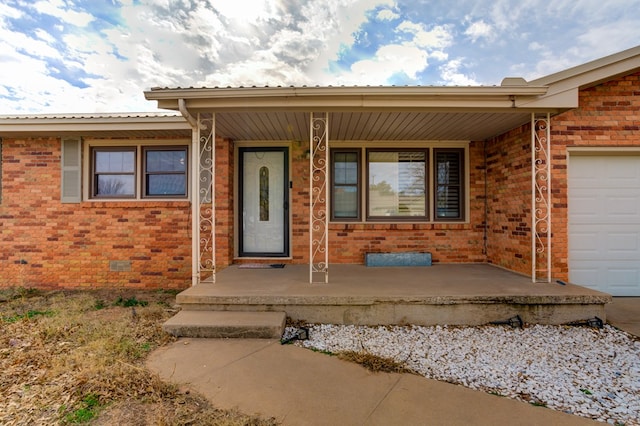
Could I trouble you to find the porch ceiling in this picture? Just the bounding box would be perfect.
[214,110,533,141]
[146,85,559,142]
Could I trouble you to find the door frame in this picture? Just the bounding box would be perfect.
[238,146,290,258]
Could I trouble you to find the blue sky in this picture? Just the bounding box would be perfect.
[1,0,639,113]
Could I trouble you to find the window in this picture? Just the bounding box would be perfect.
[92,148,136,197]
[143,147,187,197]
[331,150,360,220]
[367,150,427,220]
[330,146,466,222]
[90,145,187,199]
[434,149,464,220]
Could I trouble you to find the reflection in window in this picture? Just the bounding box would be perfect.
[259,166,269,221]
[144,148,187,196]
[90,146,188,199]
[368,150,426,218]
[93,149,136,197]
[332,151,359,219]
[435,149,463,219]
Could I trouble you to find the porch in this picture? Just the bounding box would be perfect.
[164,264,611,338]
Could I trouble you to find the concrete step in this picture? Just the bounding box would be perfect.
[163,310,286,339]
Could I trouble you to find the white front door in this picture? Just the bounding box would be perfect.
[239,148,289,257]
[568,154,640,296]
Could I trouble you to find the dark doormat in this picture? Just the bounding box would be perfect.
[238,263,286,269]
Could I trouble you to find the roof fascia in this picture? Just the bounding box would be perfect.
[0,115,190,135]
[514,87,579,110]
[144,85,551,113]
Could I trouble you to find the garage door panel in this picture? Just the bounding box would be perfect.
[569,193,601,222]
[608,268,640,288]
[570,262,640,296]
[568,229,601,256]
[572,156,640,188]
[570,226,640,259]
[570,159,600,186]
[570,193,640,224]
[606,232,639,256]
[569,265,604,292]
[605,196,639,221]
[569,155,640,296]
[605,157,640,187]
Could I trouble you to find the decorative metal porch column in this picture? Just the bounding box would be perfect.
[309,112,329,283]
[192,112,215,285]
[531,113,551,283]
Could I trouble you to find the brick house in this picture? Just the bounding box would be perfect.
[1,46,639,296]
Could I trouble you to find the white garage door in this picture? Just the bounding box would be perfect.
[569,154,640,296]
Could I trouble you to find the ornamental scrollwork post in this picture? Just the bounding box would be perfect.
[531,113,551,283]
[198,113,215,283]
[309,112,329,283]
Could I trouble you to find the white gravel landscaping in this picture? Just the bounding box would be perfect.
[285,323,640,425]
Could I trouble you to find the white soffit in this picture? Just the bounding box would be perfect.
[214,111,533,141]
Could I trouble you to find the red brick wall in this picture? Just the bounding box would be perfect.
[483,71,640,280]
[0,137,193,289]
[5,73,637,289]
[484,124,533,275]
[549,71,640,281]
[225,141,487,266]
[293,141,487,264]
[290,141,312,263]
[212,137,234,269]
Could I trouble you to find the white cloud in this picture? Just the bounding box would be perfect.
[0,26,61,60]
[464,20,493,42]
[377,9,399,21]
[333,44,428,85]
[528,42,543,51]
[32,0,94,27]
[213,0,279,25]
[440,59,479,86]
[1,0,640,113]
[303,0,396,82]
[397,21,453,49]
[429,50,448,62]
[0,2,22,19]
[34,28,56,44]
[573,19,640,60]
[204,51,310,87]
[521,18,640,81]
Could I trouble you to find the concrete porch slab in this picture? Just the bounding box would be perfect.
[173,264,611,327]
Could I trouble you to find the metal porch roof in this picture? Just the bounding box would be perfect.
[0,112,191,138]
[144,82,558,142]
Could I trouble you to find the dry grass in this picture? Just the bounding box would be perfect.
[0,288,278,426]
[336,350,413,374]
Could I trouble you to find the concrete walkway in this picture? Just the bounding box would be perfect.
[606,297,640,337]
[148,339,597,425]
[146,297,639,426]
